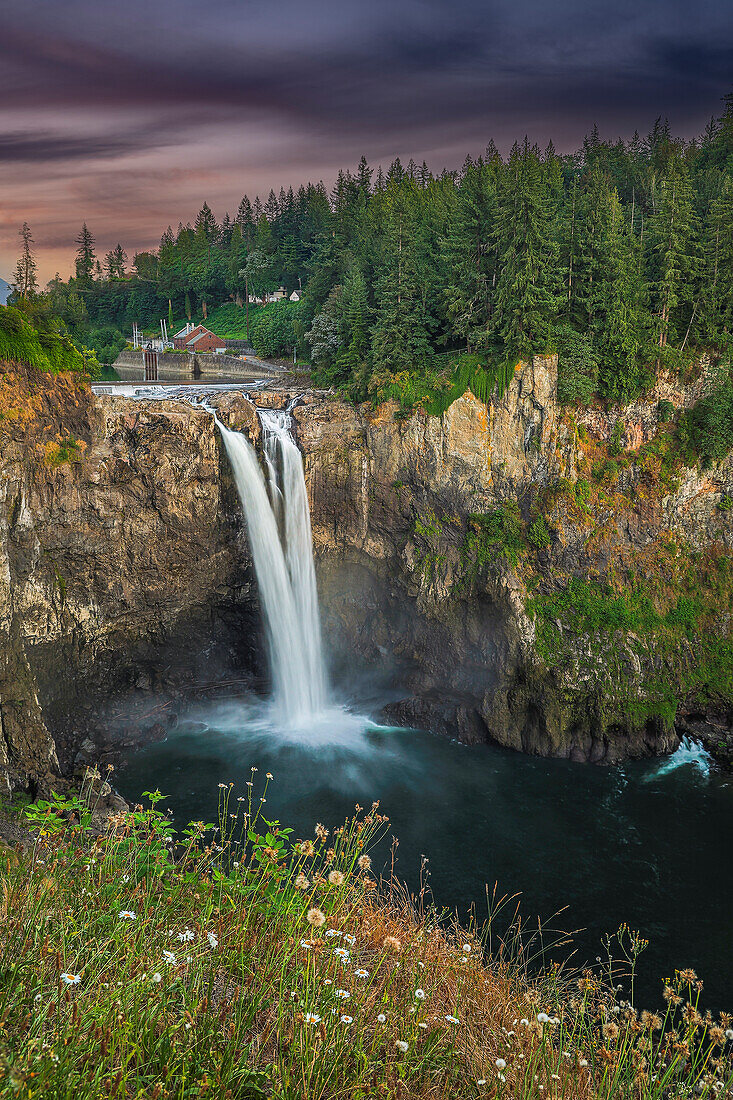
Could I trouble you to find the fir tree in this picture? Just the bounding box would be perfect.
[75,223,96,286]
[12,222,38,299]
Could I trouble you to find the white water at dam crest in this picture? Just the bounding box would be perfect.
[215,407,329,728]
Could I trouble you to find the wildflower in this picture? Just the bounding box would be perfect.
[445,1015,459,1024]
[300,940,312,949]
[335,989,351,1000]
[177,930,195,942]
[377,1013,387,1023]
[354,968,369,978]
[218,783,227,789]
[118,910,136,920]
[395,1040,409,1053]
[305,1013,321,1024]
[298,840,315,857]
[295,873,310,890]
[162,951,177,965]
[207,932,218,948]
[340,1015,353,1024]
[333,948,350,961]
[357,854,372,870]
[418,1022,428,1029]
[463,944,471,953]
[602,1022,620,1041]
[324,979,332,985]
[315,823,329,841]
[152,973,162,983]
[307,907,326,928]
[325,929,342,938]
[579,1059,589,1067]
[266,772,273,779]
[726,1029,733,1041]
[60,973,81,986]
[343,933,356,946]
[478,1081,486,1087]
[414,989,426,1000]
[328,870,345,886]
[679,968,698,984]
[537,1012,550,1024]
[496,1059,506,1071]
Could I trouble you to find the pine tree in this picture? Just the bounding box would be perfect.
[492,142,559,358]
[441,163,495,352]
[645,159,699,347]
[12,222,38,299]
[75,223,96,286]
[371,180,433,374]
[703,176,733,338]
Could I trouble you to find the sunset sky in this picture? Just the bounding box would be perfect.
[1,0,731,284]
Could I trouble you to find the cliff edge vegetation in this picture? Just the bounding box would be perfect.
[0,773,731,1099]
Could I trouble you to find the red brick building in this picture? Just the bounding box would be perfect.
[172,324,226,352]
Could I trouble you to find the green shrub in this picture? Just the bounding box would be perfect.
[527,516,552,550]
[465,502,525,569]
[0,306,90,374]
[657,399,674,423]
[683,381,733,466]
[554,326,599,405]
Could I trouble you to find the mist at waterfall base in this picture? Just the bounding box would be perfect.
[119,402,733,1008]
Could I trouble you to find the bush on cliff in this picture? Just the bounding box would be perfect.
[0,306,97,376]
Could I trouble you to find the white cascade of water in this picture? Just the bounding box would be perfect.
[214,407,328,728]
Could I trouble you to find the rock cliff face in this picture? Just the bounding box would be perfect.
[292,356,733,763]
[0,362,260,793]
[1,354,731,790]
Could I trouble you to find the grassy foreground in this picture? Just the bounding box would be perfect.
[0,772,731,1099]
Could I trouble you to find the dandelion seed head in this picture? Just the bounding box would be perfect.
[377,1013,386,1023]
[496,1059,506,1070]
[306,907,326,928]
[328,870,345,886]
[414,988,426,1000]
[395,1040,409,1053]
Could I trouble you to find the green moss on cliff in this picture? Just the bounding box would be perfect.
[529,550,733,728]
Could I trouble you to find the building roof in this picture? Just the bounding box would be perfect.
[172,326,191,339]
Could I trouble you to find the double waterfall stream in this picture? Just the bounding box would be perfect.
[215,405,329,728]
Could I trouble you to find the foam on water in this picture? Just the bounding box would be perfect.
[645,736,712,780]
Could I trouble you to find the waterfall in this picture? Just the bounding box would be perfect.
[215,406,328,727]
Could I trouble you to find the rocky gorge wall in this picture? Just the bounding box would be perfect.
[0,361,262,793]
[1,354,731,793]
[291,356,733,764]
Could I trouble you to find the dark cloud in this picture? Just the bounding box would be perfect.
[0,0,730,280]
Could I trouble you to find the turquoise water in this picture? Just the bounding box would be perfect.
[117,694,732,1009]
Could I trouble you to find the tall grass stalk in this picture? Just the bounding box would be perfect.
[0,771,730,1098]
